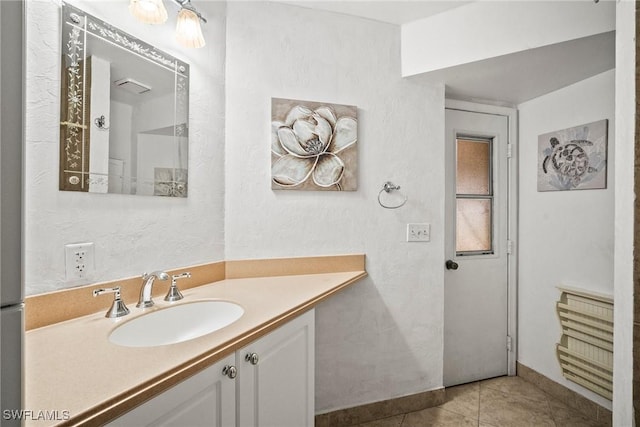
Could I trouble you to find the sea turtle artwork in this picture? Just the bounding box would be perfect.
[542,137,597,185]
[537,119,608,191]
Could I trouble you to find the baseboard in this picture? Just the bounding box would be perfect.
[315,388,445,427]
[517,362,612,425]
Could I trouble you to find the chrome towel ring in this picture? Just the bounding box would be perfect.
[378,181,407,209]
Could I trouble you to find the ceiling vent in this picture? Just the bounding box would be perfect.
[113,78,151,94]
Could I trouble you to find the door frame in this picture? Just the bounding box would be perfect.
[445,99,518,377]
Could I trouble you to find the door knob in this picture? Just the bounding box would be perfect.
[445,260,459,270]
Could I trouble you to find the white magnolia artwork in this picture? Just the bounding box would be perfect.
[271,98,358,191]
[537,119,608,191]
[154,167,188,197]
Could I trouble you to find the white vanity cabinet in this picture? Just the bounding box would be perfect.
[107,354,236,427]
[107,309,315,427]
[236,309,315,427]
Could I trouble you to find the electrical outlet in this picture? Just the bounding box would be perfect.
[65,242,95,282]
[407,223,430,242]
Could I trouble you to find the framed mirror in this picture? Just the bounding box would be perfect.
[60,2,189,197]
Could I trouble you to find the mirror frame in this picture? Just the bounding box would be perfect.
[59,2,189,196]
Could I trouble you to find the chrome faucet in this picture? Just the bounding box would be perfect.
[137,271,169,308]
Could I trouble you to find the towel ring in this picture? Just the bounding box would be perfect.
[378,181,407,209]
[94,115,109,131]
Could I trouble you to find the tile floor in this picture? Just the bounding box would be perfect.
[357,376,609,427]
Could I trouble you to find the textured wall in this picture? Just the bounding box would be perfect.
[225,1,445,412]
[635,4,640,417]
[24,0,226,295]
[518,70,615,410]
[619,0,638,424]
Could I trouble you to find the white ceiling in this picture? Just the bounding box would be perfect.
[411,31,616,105]
[274,1,472,25]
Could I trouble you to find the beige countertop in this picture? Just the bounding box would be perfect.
[25,269,366,426]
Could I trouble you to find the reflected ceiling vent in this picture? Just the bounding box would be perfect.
[113,78,151,94]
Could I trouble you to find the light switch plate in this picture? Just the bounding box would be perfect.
[407,223,430,242]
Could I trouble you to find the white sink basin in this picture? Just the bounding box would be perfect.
[109,300,244,347]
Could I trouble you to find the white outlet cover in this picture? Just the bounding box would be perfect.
[407,223,430,242]
[65,242,95,282]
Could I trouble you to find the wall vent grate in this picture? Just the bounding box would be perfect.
[556,286,613,400]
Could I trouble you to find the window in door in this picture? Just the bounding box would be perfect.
[455,137,493,255]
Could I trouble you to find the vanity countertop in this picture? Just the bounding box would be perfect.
[25,269,366,426]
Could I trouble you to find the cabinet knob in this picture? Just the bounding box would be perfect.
[245,352,259,365]
[222,365,237,379]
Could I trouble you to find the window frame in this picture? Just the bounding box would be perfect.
[455,135,495,257]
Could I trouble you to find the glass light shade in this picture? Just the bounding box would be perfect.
[176,8,205,48]
[129,0,168,24]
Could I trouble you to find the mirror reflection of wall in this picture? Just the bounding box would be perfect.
[60,2,189,197]
[25,0,225,296]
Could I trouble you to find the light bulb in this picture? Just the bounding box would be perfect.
[129,0,168,25]
[175,8,205,49]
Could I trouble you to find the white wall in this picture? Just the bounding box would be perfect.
[613,1,636,424]
[517,69,615,410]
[109,100,133,193]
[136,134,176,196]
[24,0,226,294]
[134,92,177,134]
[225,2,445,412]
[88,56,111,194]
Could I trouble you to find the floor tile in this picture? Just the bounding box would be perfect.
[322,376,605,427]
[358,414,404,427]
[479,386,555,427]
[596,408,613,427]
[480,376,549,406]
[439,381,479,419]
[548,399,607,427]
[401,407,478,427]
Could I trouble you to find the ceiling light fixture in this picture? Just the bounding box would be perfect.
[174,0,207,49]
[129,0,207,48]
[129,0,168,25]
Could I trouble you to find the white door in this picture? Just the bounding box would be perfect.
[444,107,512,387]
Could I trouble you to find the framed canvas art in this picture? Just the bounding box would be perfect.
[271,98,358,191]
[537,119,608,191]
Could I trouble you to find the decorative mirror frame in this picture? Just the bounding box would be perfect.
[59,2,189,196]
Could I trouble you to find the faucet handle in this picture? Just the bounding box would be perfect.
[93,286,130,318]
[173,272,191,280]
[164,272,191,302]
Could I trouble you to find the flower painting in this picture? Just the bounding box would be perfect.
[154,167,188,197]
[271,98,358,191]
[537,119,608,191]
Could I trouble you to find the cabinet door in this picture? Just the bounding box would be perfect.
[237,309,315,427]
[107,354,236,427]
